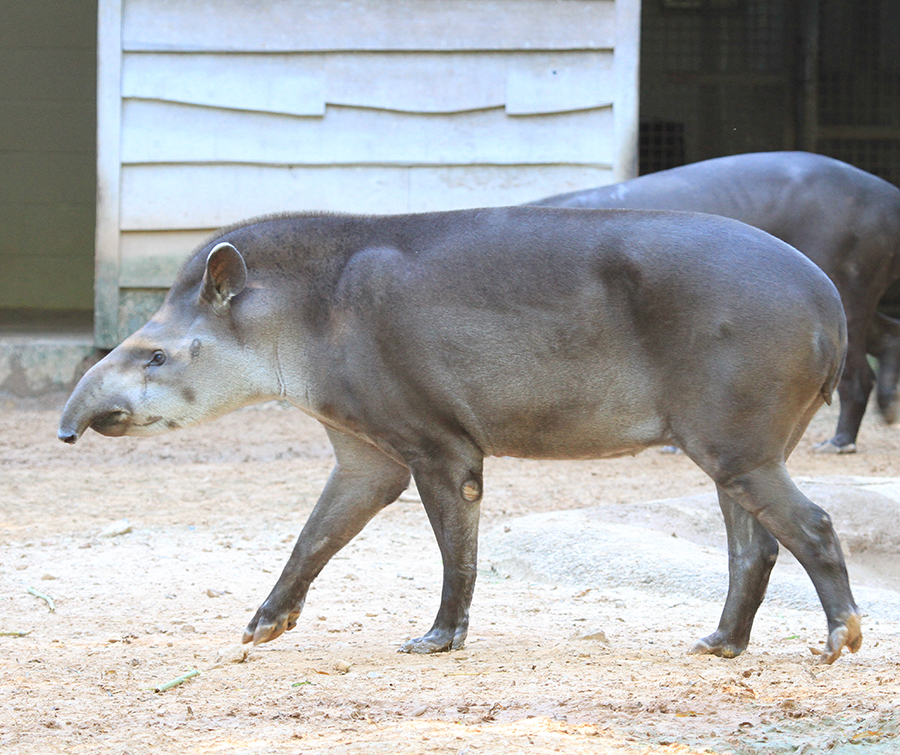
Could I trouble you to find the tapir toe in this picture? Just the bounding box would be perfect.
[818,613,862,664]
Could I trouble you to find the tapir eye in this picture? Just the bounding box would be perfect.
[147,350,166,367]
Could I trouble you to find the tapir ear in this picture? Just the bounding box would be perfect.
[201,242,248,316]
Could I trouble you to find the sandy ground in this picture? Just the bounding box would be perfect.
[1,394,898,754]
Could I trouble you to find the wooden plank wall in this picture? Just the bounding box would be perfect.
[97,0,640,346]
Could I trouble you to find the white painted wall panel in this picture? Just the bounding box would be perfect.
[95,0,123,347]
[405,165,616,212]
[122,53,326,115]
[506,54,615,114]
[121,100,615,165]
[613,0,641,180]
[324,52,506,113]
[122,0,616,53]
[122,51,616,115]
[120,164,616,232]
[97,0,641,346]
[121,164,411,229]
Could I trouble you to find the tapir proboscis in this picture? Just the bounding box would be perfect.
[58,207,862,664]
[532,151,900,454]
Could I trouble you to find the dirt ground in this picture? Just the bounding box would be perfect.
[1,394,898,754]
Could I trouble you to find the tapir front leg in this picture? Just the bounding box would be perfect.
[399,445,485,654]
[243,429,410,645]
[690,487,779,658]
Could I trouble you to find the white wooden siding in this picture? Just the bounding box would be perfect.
[119,230,213,288]
[122,54,327,116]
[121,101,614,165]
[121,0,617,52]
[120,163,617,230]
[96,0,641,347]
[122,51,616,116]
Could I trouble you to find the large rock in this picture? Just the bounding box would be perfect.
[481,477,900,619]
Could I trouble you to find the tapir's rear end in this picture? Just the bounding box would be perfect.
[58,207,860,665]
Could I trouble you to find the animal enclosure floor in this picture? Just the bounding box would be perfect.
[0,396,898,754]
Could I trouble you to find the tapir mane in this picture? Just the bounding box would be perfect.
[170,208,513,298]
[170,211,373,297]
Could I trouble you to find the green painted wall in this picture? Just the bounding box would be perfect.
[0,1,97,312]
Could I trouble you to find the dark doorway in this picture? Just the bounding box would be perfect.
[639,0,900,186]
[0,1,97,320]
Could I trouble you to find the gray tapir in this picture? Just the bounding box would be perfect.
[58,207,862,664]
[532,151,900,453]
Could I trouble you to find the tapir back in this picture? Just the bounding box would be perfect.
[232,208,845,466]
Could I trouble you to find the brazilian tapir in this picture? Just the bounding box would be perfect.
[532,151,900,453]
[58,207,862,664]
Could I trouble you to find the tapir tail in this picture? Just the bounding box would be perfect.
[820,317,848,407]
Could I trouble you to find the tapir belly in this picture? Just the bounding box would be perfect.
[452,358,668,460]
[338,303,672,460]
[480,411,668,460]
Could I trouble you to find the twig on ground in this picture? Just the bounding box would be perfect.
[26,587,55,612]
[154,669,200,693]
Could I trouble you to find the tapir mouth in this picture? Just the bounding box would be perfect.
[88,409,135,437]
[59,408,166,444]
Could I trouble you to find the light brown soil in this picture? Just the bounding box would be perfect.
[1,395,898,754]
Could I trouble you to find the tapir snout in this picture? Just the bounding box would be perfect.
[58,407,134,443]
[58,356,155,443]
[57,357,134,443]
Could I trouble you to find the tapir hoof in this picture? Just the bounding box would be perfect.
[242,606,300,645]
[688,633,745,660]
[878,397,899,425]
[812,439,857,455]
[399,627,466,654]
[817,613,863,665]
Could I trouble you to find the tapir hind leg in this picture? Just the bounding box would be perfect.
[399,443,485,654]
[690,395,815,659]
[243,428,410,645]
[876,352,900,424]
[717,460,861,664]
[822,312,875,452]
[689,487,779,659]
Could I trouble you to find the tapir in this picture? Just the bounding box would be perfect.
[58,207,862,664]
[532,151,900,453]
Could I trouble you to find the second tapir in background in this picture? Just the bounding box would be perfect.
[532,151,900,453]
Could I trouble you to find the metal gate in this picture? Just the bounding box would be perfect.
[816,0,900,185]
[639,0,900,186]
